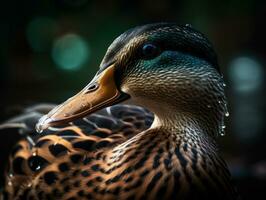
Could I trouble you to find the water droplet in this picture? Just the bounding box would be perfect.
[35,115,53,133]
[219,124,226,136]
[9,173,13,178]
[207,105,212,108]
[225,112,229,117]
[35,123,43,133]
[32,150,38,156]
[38,129,43,134]
[223,83,226,87]
[218,101,221,104]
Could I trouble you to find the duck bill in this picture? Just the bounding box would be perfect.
[36,64,129,132]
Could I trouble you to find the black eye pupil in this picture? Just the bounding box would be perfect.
[142,44,159,59]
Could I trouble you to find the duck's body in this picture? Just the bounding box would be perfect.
[1,23,238,199]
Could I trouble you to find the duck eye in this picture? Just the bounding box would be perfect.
[141,44,160,59]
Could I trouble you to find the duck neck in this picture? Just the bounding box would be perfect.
[146,108,224,159]
[150,107,221,140]
[147,113,222,171]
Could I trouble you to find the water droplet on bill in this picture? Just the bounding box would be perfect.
[36,115,53,133]
[36,125,43,133]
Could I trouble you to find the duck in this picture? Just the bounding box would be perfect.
[0,23,239,200]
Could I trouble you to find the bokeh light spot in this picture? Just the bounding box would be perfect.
[26,17,57,52]
[228,56,263,93]
[52,34,90,71]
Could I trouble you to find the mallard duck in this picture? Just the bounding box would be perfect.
[1,23,238,200]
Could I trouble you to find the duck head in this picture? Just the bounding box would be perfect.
[36,23,227,136]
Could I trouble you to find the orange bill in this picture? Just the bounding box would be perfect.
[36,64,129,132]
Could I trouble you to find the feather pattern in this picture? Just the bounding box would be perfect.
[1,23,240,200]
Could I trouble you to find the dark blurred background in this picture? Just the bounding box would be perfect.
[0,0,265,199]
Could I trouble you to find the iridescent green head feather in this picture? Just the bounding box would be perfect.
[99,23,227,137]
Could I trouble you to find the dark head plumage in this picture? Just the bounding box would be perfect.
[100,23,219,73]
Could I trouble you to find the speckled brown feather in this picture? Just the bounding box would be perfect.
[2,105,238,200]
[2,105,155,199]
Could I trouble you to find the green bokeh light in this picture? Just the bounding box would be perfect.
[52,34,90,71]
[26,17,56,52]
[229,56,263,93]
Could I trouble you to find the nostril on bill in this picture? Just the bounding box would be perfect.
[85,83,99,93]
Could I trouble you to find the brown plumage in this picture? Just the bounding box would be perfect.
[1,23,239,200]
